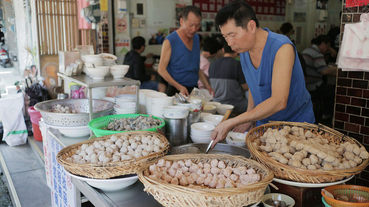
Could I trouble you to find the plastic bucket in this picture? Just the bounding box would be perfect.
[32,123,42,141]
[28,106,42,125]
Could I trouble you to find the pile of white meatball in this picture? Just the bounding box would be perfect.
[146,158,261,189]
[67,134,166,165]
[51,104,77,113]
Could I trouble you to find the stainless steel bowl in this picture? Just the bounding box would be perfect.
[34,99,114,127]
[169,143,250,158]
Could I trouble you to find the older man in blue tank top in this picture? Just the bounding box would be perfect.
[158,6,212,96]
[210,1,315,147]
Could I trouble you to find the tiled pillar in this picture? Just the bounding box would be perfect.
[333,2,369,185]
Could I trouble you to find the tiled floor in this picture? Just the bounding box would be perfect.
[0,137,50,207]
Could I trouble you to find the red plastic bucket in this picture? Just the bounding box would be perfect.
[32,123,42,141]
[28,106,42,125]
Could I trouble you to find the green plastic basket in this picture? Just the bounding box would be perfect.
[88,114,165,137]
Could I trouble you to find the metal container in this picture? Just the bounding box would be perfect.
[164,116,188,146]
[57,93,69,99]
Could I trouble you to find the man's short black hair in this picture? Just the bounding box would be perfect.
[215,1,259,29]
[132,36,145,50]
[202,37,221,55]
[218,36,235,54]
[280,22,293,35]
[181,6,201,20]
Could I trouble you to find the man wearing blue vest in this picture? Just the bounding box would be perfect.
[210,1,315,147]
[158,6,212,96]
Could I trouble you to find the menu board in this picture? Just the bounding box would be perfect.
[193,0,285,16]
[43,128,78,207]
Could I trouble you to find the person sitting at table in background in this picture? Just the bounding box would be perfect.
[209,40,248,115]
[124,36,164,91]
[198,36,222,90]
[301,35,337,125]
[210,1,315,147]
[158,6,212,96]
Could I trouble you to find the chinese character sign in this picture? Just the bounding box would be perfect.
[346,0,369,7]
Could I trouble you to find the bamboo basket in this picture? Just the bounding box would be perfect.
[57,131,169,179]
[138,154,274,207]
[246,121,369,183]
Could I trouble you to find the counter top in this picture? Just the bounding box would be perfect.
[48,128,161,207]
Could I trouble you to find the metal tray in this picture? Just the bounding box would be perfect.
[169,143,250,158]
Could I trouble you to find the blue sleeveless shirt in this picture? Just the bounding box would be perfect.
[166,32,200,87]
[240,28,315,126]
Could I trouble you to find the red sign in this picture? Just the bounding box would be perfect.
[346,0,369,7]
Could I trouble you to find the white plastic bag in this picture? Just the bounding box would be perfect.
[0,93,28,146]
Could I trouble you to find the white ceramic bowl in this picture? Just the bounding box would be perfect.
[82,55,104,66]
[66,171,138,192]
[56,125,90,138]
[200,112,212,121]
[110,65,129,79]
[100,53,117,66]
[163,106,189,119]
[203,104,217,114]
[114,103,137,114]
[226,131,247,147]
[191,135,211,143]
[261,193,295,207]
[203,114,224,126]
[207,101,221,107]
[191,122,215,131]
[217,104,234,115]
[86,66,110,80]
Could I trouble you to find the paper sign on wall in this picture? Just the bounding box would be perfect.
[100,0,108,11]
[346,0,369,7]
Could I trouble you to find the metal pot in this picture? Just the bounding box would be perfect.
[164,116,188,146]
[57,93,69,99]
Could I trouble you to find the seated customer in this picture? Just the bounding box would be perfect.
[124,36,160,90]
[302,35,337,124]
[209,42,248,115]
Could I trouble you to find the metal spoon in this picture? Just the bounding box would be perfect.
[205,109,232,153]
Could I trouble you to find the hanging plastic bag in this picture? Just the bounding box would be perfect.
[0,93,27,146]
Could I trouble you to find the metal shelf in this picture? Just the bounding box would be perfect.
[57,73,141,120]
[57,73,140,88]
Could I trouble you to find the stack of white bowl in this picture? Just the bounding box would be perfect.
[190,122,215,143]
[150,96,174,118]
[82,54,104,67]
[114,94,137,114]
[145,92,168,115]
[138,89,156,113]
[203,114,224,126]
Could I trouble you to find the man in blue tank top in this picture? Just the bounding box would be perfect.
[210,1,315,147]
[158,6,212,96]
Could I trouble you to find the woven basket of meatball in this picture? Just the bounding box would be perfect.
[246,121,369,183]
[138,153,274,207]
[57,131,169,179]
